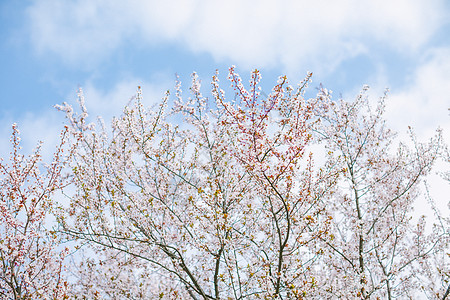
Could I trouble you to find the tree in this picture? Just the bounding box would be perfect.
[55,68,448,299]
[0,124,72,299]
[312,86,447,299]
[56,68,339,299]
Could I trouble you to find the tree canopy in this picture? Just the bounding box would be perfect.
[1,68,448,299]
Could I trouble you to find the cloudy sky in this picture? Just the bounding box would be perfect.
[0,0,449,211]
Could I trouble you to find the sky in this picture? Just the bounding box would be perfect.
[0,0,449,213]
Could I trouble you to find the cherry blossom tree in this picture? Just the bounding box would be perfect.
[0,124,72,299]
[312,86,447,299]
[56,68,339,299]
[55,68,448,299]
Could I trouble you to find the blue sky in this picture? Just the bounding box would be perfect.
[0,1,449,208]
[1,1,449,118]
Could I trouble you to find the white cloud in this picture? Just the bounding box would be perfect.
[26,0,134,66]
[386,47,450,141]
[25,0,448,73]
